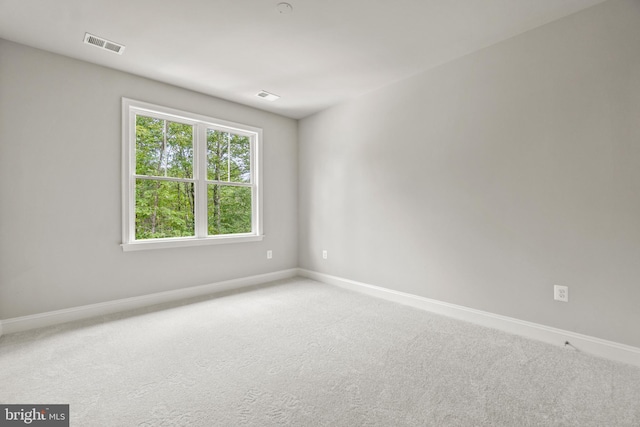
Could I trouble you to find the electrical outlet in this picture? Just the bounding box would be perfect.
[554,285,568,302]
[267,250,272,259]
[322,250,328,260]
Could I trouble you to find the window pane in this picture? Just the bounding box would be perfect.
[208,184,252,235]
[228,134,251,183]
[135,179,195,239]
[136,115,193,178]
[207,130,229,181]
[207,130,251,183]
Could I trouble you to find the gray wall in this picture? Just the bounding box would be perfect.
[299,0,640,348]
[0,40,298,319]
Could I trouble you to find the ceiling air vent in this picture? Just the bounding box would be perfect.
[83,33,125,55]
[256,90,280,101]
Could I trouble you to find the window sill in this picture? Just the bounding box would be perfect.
[121,234,264,252]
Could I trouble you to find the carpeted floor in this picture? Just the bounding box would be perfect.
[1,277,639,426]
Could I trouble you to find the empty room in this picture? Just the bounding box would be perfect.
[1,0,640,425]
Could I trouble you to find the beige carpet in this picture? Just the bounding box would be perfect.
[1,277,639,426]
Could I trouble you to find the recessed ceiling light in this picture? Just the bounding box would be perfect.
[276,2,293,14]
[256,90,280,101]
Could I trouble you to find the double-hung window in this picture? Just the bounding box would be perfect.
[121,98,262,251]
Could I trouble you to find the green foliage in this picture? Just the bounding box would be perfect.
[136,116,193,178]
[206,130,251,182]
[208,185,252,235]
[134,116,252,240]
[135,180,194,239]
[207,130,252,235]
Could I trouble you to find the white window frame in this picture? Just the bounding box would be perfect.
[121,98,263,251]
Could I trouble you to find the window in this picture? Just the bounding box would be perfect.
[122,98,262,251]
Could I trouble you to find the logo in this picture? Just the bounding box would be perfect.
[0,405,68,426]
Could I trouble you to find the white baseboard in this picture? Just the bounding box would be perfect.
[298,269,640,368]
[0,269,298,336]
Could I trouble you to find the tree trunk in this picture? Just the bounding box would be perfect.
[151,121,168,234]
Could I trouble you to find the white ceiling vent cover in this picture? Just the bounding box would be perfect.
[256,90,280,101]
[83,33,125,55]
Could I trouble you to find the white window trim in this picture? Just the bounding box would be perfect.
[121,98,263,251]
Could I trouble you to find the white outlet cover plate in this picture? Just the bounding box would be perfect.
[554,285,569,302]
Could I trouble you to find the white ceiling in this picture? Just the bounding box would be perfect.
[0,0,606,119]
